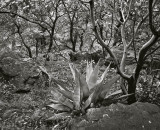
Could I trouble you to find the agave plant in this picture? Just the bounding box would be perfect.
[48,60,120,119]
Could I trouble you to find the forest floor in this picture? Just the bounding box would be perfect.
[0,59,160,130]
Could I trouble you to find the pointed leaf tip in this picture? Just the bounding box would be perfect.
[79,74,89,99]
[69,63,76,80]
[87,60,100,90]
[73,68,82,110]
[86,61,93,83]
[83,92,94,109]
[48,104,71,112]
[100,75,120,99]
[97,62,111,84]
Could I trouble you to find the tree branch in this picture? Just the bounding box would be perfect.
[89,0,130,80]
[144,43,160,59]
[149,0,160,36]
[0,11,51,34]
[134,35,159,80]
[127,0,157,47]
[14,22,32,58]
[120,0,133,72]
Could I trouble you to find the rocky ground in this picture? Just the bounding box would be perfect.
[0,51,160,130]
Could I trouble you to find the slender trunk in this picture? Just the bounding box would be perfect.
[48,16,58,53]
[14,22,32,58]
[19,33,32,58]
[48,26,55,53]
[48,35,53,53]
[79,33,83,51]
[127,76,137,104]
[70,22,77,52]
[72,44,76,52]
[120,78,127,94]
[36,40,38,58]
[18,31,32,58]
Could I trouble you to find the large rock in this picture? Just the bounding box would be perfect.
[0,51,49,91]
[69,102,160,130]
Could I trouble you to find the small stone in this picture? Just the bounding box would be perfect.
[103,114,110,118]
[149,94,152,98]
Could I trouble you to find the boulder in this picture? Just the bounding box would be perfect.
[0,51,49,91]
[69,102,160,130]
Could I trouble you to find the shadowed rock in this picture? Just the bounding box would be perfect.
[0,51,49,91]
[69,102,160,130]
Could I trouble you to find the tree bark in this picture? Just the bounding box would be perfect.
[127,35,159,103]
[127,76,137,104]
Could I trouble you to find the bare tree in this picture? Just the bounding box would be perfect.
[89,0,160,104]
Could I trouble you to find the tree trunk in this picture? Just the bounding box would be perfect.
[72,44,76,52]
[120,78,127,94]
[36,40,38,58]
[127,76,137,104]
[48,30,54,53]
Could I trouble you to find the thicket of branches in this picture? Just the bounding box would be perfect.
[0,0,160,103]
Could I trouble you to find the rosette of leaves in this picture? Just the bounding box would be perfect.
[47,60,120,119]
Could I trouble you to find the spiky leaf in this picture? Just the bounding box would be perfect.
[83,92,94,109]
[115,93,134,100]
[87,60,100,90]
[49,99,60,104]
[56,88,73,101]
[73,69,83,110]
[100,76,120,99]
[47,112,70,121]
[97,63,111,84]
[69,63,76,80]
[90,83,104,104]
[51,90,74,109]
[51,78,68,91]
[79,74,89,100]
[86,61,93,83]
[51,78,73,100]
[105,90,122,99]
[48,104,71,112]
[39,65,51,78]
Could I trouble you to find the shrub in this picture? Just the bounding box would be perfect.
[47,60,120,119]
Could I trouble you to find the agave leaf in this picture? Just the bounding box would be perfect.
[69,63,76,80]
[83,92,94,109]
[56,88,73,101]
[47,112,70,121]
[73,69,83,110]
[39,65,51,78]
[51,90,60,99]
[79,74,89,99]
[49,99,60,104]
[51,78,68,91]
[48,104,71,112]
[97,63,111,84]
[86,61,93,83]
[115,93,134,100]
[50,78,73,100]
[39,65,48,74]
[39,66,52,86]
[87,60,100,90]
[100,75,120,99]
[57,95,74,109]
[90,82,104,104]
[105,90,122,99]
[51,90,74,109]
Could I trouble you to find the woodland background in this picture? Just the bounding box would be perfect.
[0,0,160,129]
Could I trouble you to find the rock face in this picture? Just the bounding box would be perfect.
[70,102,160,130]
[0,51,49,91]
